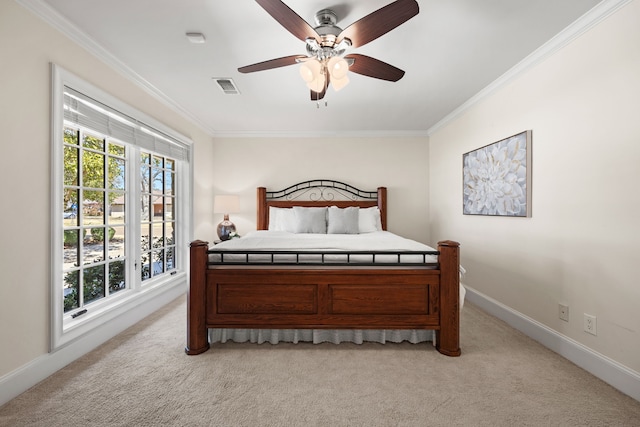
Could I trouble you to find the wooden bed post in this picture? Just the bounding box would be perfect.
[435,240,461,357]
[257,187,267,230]
[185,240,210,355]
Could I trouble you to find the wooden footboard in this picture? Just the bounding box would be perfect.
[186,240,461,357]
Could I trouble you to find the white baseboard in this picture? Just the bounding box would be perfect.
[465,286,640,402]
[0,283,185,407]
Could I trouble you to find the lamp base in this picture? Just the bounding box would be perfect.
[217,218,236,241]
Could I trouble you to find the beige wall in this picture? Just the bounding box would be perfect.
[207,137,430,244]
[429,1,640,372]
[0,1,213,377]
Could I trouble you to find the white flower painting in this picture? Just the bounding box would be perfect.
[463,130,531,217]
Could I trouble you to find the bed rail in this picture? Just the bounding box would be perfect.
[207,249,440,267]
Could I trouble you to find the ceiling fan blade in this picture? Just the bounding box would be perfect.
[345,54,405,82]
[338,0,419,48]
[238,55,306,73]
[255,0,320,42]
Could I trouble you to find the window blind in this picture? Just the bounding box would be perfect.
[63,86,189,162]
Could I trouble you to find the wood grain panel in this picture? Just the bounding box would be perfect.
[216,283,317,314]
[330,284,428,315]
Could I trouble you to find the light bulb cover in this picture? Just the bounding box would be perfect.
[307,71,326,93]
[331,74,350,91]
[299,60,321,83]
[328,56,348,80]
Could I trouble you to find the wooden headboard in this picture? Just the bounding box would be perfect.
[256,180,387,230]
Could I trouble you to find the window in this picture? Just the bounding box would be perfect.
[140,153,176,281]
[52,65,191,350]
[62,127,128,312]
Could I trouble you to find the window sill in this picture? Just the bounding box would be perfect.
[53,271,186,351]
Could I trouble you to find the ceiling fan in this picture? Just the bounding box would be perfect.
[238,0,419,101]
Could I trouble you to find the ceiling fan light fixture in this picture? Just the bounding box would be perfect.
[299,59,321,83]
[328,56,349,80]
[307,71,326,93]
[331,74,349,91]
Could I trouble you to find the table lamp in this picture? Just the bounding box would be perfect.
[214,195,239,240]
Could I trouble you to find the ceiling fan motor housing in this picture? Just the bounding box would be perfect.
[314,9,342,42]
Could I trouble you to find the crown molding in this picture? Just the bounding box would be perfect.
[16,0,217,137]
[210,129,430,139]
[426,0,633,136]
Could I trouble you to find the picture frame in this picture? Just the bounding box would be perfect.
[463,130,532,217]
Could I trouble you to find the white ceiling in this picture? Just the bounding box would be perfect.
[34,0,603,137]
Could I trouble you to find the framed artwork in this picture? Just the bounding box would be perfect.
[463,130,532,217]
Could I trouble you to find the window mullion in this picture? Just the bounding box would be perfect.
[128,145,142,291]
[103,137,109,299]
[77,129,85,310]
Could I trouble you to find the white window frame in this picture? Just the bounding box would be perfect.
[51,64,192,350]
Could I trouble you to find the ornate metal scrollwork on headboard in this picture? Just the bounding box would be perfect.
[266,180,378,202]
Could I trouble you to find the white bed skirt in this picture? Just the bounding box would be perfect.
[209,328,435,345]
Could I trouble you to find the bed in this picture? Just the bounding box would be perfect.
[186,180,461,356]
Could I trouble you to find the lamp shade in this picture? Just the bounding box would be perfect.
[214,195,239,214]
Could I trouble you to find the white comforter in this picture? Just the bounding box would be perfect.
[213,230,439,252]
[210,230,440,265]
[207,230,466,345]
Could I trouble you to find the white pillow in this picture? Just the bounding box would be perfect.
[293,207,327,233]
[358,206,383,233]
[327,206,360,234]
[268,207,296,232]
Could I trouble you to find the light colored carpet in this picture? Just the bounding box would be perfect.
[1,295,639,426]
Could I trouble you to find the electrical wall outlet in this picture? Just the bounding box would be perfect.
[559,304,569,322]
[584,313,597,336]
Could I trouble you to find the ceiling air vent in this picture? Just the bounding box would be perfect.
[214,78,240,95]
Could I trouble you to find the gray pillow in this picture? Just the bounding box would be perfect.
[358,206,383,233]
[327,207,360,234]
[293,207,327,233]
